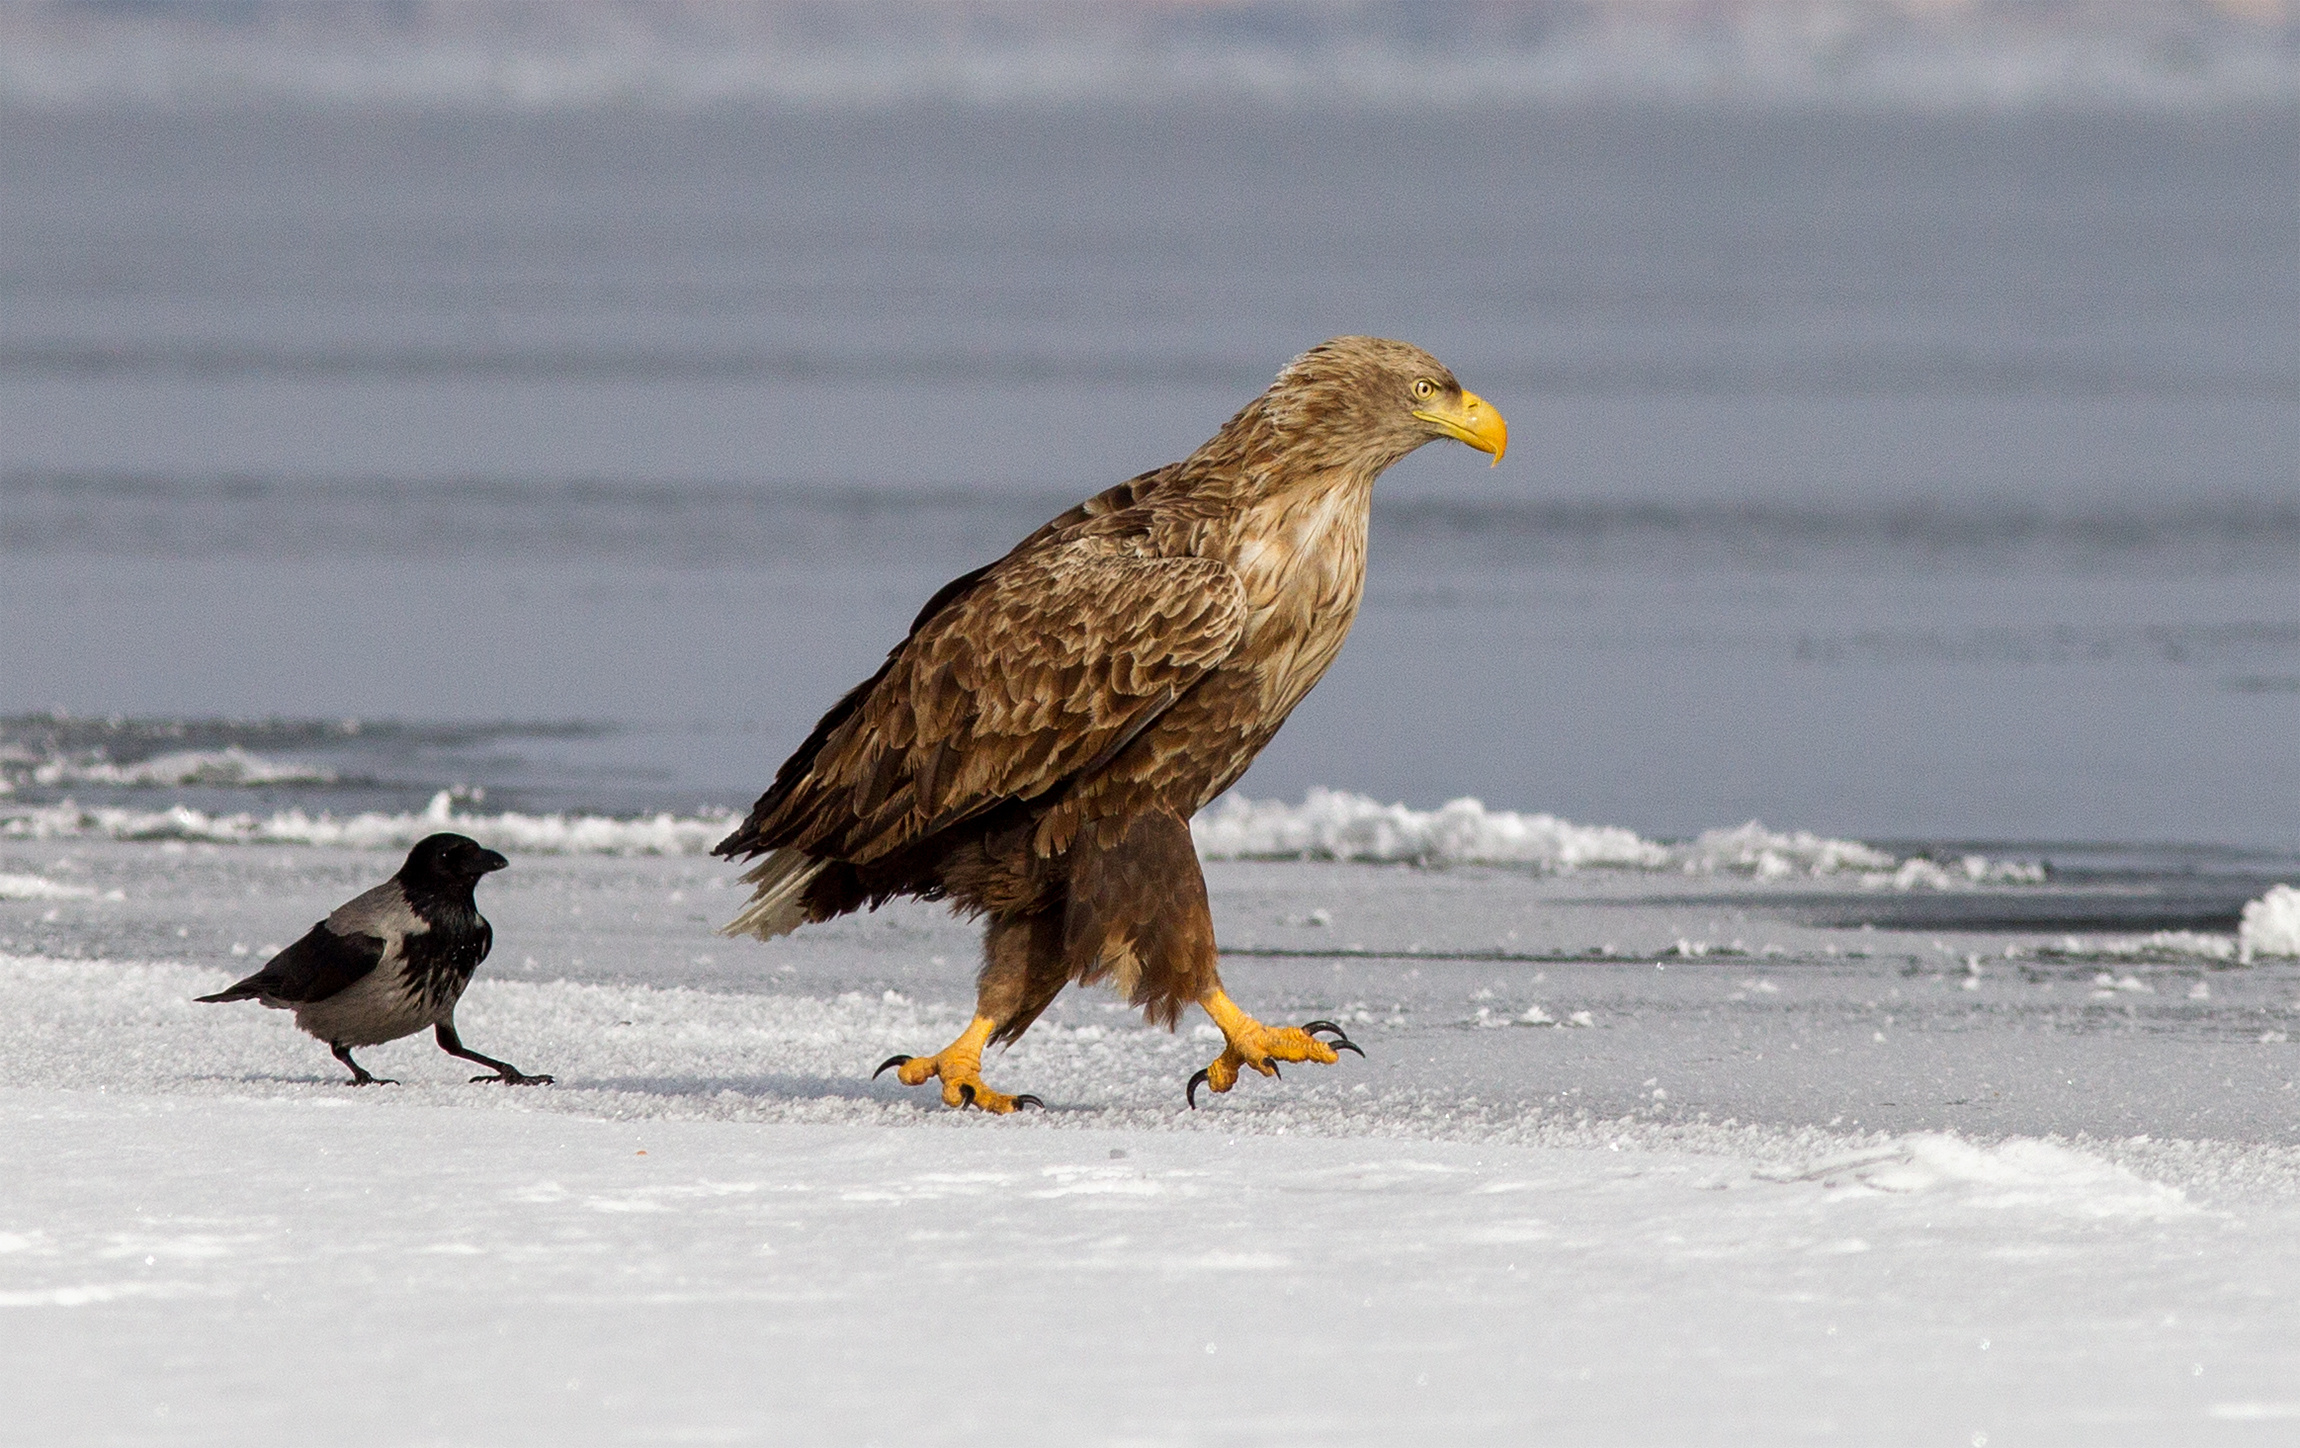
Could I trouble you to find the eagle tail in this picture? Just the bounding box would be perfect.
[721,850,829,941]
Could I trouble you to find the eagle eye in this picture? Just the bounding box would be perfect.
[1411,378,1438,401]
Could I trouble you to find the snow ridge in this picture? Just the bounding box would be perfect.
[2240,884,2300,963]
[1191,789,2045,888]
[20,745,336,790]
[1,790,731,857]
[6,785,2053,887]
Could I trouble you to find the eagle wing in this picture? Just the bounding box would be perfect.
[719,536,1247,865]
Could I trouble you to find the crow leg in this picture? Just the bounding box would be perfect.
[330,1041,397,1086]
[873,913,1054,1114]
[435,1021,553,1085]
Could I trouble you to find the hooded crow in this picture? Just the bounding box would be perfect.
[198,832,550,1086]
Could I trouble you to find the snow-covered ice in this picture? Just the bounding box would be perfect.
[5,839,2300,1443]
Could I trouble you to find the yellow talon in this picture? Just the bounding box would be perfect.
[874,1015,1043,1113]
[1189,988,1355,1106]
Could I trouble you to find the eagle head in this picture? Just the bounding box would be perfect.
[1265,336,1508,471]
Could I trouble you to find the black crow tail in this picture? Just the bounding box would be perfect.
[195,981,262,1004]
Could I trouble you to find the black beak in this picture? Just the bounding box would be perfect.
[476,849,509,874]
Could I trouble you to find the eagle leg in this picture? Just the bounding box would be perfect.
[1185,987,1361,1108]
[329,1041,398,1087]
[873,1014,1042,1114]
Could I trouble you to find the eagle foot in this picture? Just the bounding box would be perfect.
[1186,994,1363,1109]
[872,1017,1040,1114]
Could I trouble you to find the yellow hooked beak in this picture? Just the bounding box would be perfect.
[1413,388,1508,466]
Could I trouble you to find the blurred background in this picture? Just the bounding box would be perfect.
[2,1,2296,848]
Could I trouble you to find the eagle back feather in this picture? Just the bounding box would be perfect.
[716,498,1246,868]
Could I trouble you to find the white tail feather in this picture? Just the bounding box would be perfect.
[721,850,828,941]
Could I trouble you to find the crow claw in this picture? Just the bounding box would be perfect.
[1013,1094,1044,1110]
[1186,1068,1212,1109]
[873,1054,913,1080]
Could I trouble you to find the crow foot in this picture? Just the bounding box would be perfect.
[470,1068,553,1085]
[331,1042,397,1087]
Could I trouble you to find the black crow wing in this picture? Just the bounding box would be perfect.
[195,921,387,1005]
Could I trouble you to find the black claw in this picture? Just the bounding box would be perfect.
[1013,1094,1044,1110]
[1186,1068,1211,1110]
[873,1054,913,1080]
[1303,1020,1366,1057]
[1268,1062,1281,1079]
[959,1083,976,1107]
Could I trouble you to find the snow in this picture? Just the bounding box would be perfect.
[1764,1134,2195,1219]
[2240,884,2300,963]
[6,840,2300,1442]
[12,1090,2300,1447]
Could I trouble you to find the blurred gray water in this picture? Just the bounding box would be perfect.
[3,105,2297,844]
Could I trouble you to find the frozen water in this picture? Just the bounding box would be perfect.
[5,106,2296,847]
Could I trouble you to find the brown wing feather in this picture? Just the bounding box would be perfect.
[722,532,1245,866]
